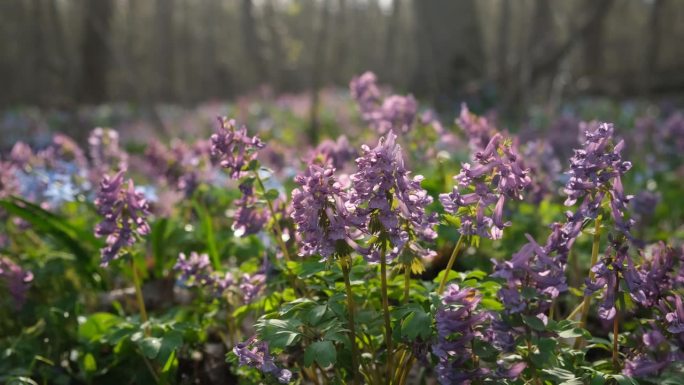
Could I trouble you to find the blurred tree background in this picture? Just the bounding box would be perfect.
[1,0,683,121]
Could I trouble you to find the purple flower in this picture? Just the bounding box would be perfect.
[309,135,357,170]
[665,295,684,334]
[629,243,680,307]
[8,141,35,167]
[144,139,212,196]
[433,285,487,384]
[350,72,382,121]
[210,117,265,179]
[433,284,519,385]
[173,252,239,298]
[239,273,265,303]
[563,122,632,207]
[623,355,670,377]
[493,234,568,316]
[521,139,562,203]
[349,131,437,262]
[585,238,641,321]
[94,171,151,266]
[291,164,355,260]
[631,191,659,218]
[232,181,269,237]
[0,257,34,309]
[175,252,213,286]
[0,161,19,198]
[457,104,498,152]
[350,72,418,134]
[233,336,292,383]
[374,95,417,134]
[440,134,530,240]
[88,128,128,177]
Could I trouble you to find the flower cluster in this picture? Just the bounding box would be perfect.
[233,337,292,383]
[433,284,491,384]
[309,135,356,170]
[564,123,633,231]
[456,104,498,152]
[232,181,269,237]
[350,71,417,134]
[623,299,684,378]
[493,234,569,317]
[584,238,641,320]
[440,133,531,239]
[144,139,213,197]
[291,164,354,260]
[629,243,682,307]
[433,284,527,385]
[210,117,265,178]
[94,171,151,266]
[0,161,18,198]
[521,139,562,203]
[174,251,265,303]
[0,256,34,309]
[349,131,437,262]
[89,128,128,177]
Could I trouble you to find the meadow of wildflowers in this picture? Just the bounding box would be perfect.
[1,72,684,385]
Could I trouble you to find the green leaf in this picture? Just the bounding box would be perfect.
[157,330,183,364]
[307,305,328,325]
[0,197,97,280]
[611,374,639,385]
[304,341,336,367]
[264,189,280,201]
[523,315,546,332]
[590,373,606,385]
[480,298,504,311]
[558,327,590,339]
[79,313,122,342]
[192,200,220,269]
[83,353,97,373]
[139,337,163,359]
[400,309,432,341]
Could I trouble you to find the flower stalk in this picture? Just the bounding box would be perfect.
[437,234,465,294]
[131,258,149,334]
[380,249,392,385]
[575,215,602,348]
[340,258,361,385]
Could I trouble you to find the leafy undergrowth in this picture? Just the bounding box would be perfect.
[1,72,684,385]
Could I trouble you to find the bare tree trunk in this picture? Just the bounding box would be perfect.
[181,0,194,104]
[643,0,666,93]
[241,0,268,84]
[48,0,70,102]
[497,0,511,81]
[412,0,483,107]
[531,0,615,84]
[31,0,46,105]
[263,0,285,92]
[333,0,349,84]
[78,0,113,103]
[156,0,175,101]
[308,0,331,144]
[582,0,607,83]
[383,0,401,83]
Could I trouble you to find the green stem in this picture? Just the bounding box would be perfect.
[437,235,465,294]
[341,259,361,385]
[380,249,392,385]
[131,258,149,334]
[403,264,410,304]
[398,355,416,385]
[575,216,602,348]
[612,276,621,371]
[254,172,292,262]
